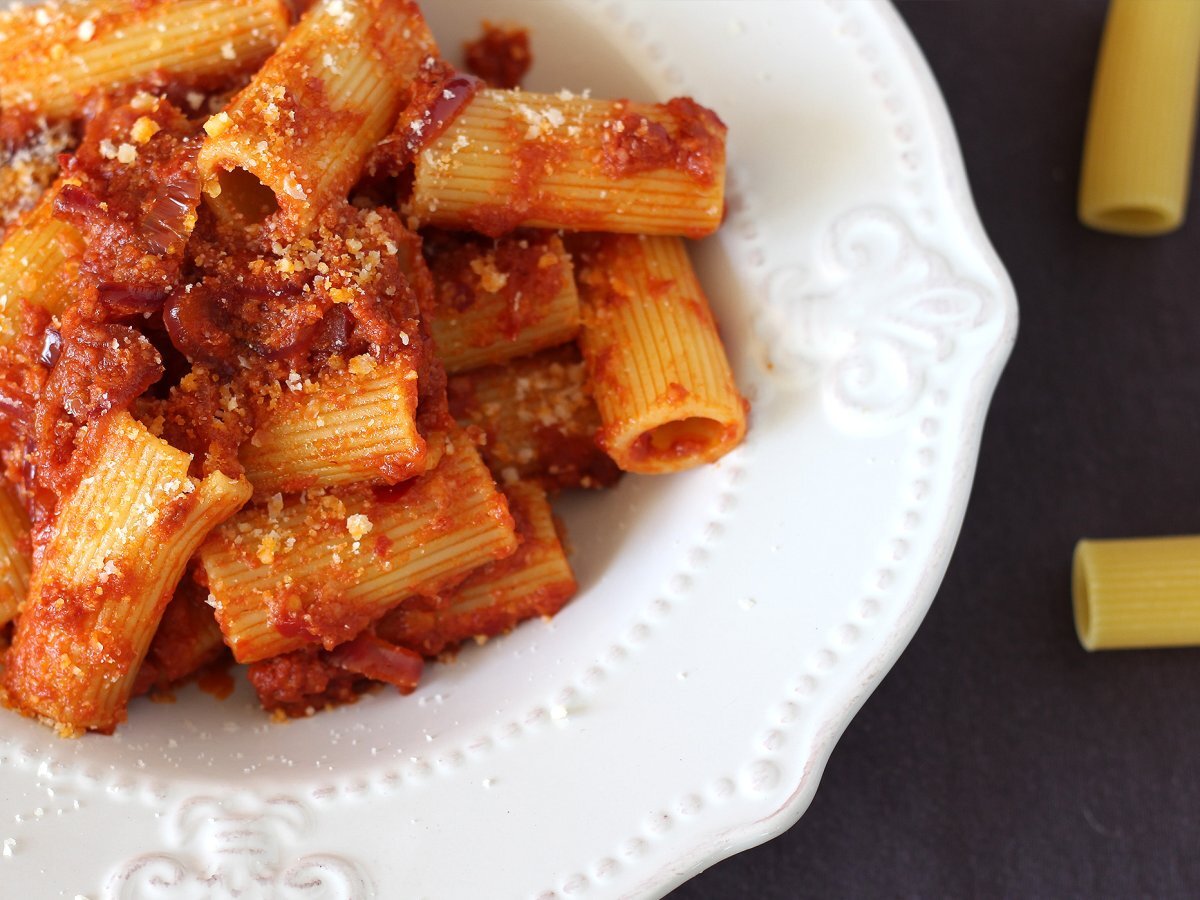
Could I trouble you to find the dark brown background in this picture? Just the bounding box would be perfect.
[671,1,1200,897]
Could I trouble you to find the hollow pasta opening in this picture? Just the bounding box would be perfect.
[630,417,728,463]
[215,167,279,224]
[1093,204,1174,235]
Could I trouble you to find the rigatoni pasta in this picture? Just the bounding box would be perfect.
[377,480,575,657]
[1078,0,1200,235]
[241,355,427,495]
[422,230,580,372]
[0,180,84,344]
[197,0,436,235]
[448,346,620,491]
[2,412,250,734]
[1073,536,1200,650]
[0,0,291,123]
[573,234,746,473]
[200,434,517,663]
[0,0,746,734]
[411,89,727,238]
[0,487,31,628]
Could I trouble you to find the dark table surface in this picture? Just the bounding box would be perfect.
[671,1,1200,897]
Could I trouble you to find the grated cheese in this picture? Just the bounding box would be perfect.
[130,117,160,144]
[203,112,233,138]
[346,513,373,541]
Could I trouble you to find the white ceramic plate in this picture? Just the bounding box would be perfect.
[0,1,1015,897]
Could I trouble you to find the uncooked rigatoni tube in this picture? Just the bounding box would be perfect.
[1078,0,1200,236]
[1073,536,1200,650]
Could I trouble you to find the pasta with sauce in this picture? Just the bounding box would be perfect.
[0,0,747,735]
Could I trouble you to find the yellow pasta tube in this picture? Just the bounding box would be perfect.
[0,0,291,123]
[0,485,31,628]
[199,433,518,663]
[241,355,426,496]
[1078,0,1200,235]
[573,234,746,474]
[411,89,726,238]
[447,346,620,491]
[423,231,579,372]
[198,0,437,236]
[1073,535,1200,650]
[2,411,251,735]
[0,180,84,344]
[376,480,575,657]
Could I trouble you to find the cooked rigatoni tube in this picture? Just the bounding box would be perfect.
[242,355,427,496]
[1073,536,1200,650]
[573,234,746,474]
[0,0,291,123]
[198,0,437,235]
[422,230,579,372]
[0,486,31,627]
[411,89,726,238]
[447,346,620,491]
[2,412,251,735]
[376,480,575,656]
[0,180,84,344]
[1078,0,1200,235]
[199,433,518,663]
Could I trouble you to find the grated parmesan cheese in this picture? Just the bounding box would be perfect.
[256,533,279,565]
[281,174,307,201]
[130,117,160,144]
[203,111,233,138]
[346,513,373,541]
[469,255,509,293]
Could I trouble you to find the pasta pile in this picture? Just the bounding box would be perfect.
[0,0,747,735]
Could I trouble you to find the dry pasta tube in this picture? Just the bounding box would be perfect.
[198,0,436,236]
[0,179,84,345]
[423,231,580,373]
[200,432,518,663]
[376,480,576,657]
[1073,536,1200,650]
[573,234,746,474]
[0,485,31,627]
[0,0,291,123]
[241,355,427,496]
[2,412,251,735]
[1078,0,1200,235]
[411,89,726,238]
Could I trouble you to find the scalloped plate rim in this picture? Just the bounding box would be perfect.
[632,3,1018,896]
